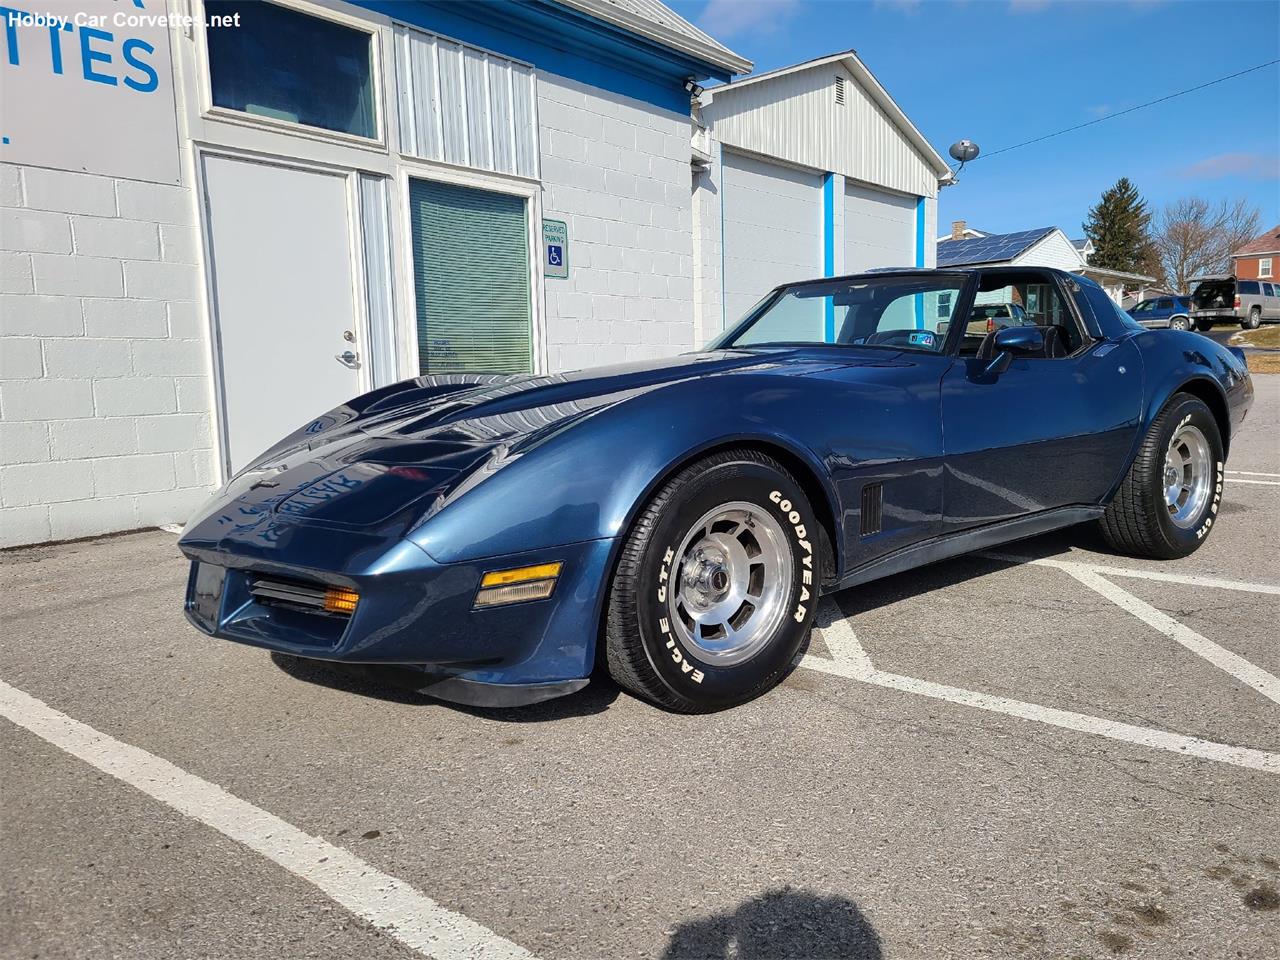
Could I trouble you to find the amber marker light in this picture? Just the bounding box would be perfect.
[323,586,360,614]
[475,562,562,608]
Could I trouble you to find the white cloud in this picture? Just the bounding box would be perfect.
[697,0,803,38]
[1176,153,1280,181]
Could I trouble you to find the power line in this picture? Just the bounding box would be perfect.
[973,59,1280,162]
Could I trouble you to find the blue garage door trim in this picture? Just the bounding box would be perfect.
[822,173,835,341]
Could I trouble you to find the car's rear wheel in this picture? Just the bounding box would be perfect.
[1098,392,1224,559]
[1194,317,1215,332]
[1242,307,1262,330]
[1169,315,1189,331]
[604,449,820,712]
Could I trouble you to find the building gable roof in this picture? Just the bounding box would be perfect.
[1233,224,1280,258]
[699,50,951,179]
[936,227,1057,267]
[555,0,752,75]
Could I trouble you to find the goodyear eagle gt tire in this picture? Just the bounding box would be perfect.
[1098,393,1224,559]
[605,450,820,712]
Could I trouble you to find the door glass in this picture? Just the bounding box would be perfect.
[408,179,532,375]
[962,273,1080,356]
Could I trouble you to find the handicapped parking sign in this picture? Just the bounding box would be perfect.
[542,219,569,279]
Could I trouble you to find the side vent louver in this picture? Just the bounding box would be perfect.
[860,482,883,537]
[834,76,846,105]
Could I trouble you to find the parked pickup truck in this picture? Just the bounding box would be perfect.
[1189,275,1280,330]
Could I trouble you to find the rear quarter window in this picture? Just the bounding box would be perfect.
[1239,280,1261,295]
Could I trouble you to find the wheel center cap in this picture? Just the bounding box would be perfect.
[1164,465,1179,488]
[683,551,731,603]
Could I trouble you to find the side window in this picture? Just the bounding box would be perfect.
[959,272,1085,357]
[1239,280,1261,296]
[1156,298,1173,311]
[1263,283,1275,297]
[1260,258,1273,279]
[1132,300,1153,314]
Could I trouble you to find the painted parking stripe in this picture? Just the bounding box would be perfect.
[1227,478,1280,486]
[0,679,536,960]
[1064,566,1280,706]
[978,552,1280,596]
[1226,470,1280,478]
[805,603,1280,775]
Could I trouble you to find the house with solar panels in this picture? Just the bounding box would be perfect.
[936,221,1154,304]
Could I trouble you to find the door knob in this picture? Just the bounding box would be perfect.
[335,350,360,367]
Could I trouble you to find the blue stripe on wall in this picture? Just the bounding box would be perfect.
[914,196,926,328]
[823,173,835,342]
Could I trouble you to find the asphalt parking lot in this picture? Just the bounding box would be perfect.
[4,378,1278,960]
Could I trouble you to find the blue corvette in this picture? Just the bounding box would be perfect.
[180,267,1253,712]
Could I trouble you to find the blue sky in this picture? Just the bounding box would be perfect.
[669,0,1280,240]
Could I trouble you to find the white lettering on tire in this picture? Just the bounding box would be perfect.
[770,490,814,622]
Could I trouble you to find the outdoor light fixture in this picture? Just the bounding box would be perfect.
[684,78,704,98]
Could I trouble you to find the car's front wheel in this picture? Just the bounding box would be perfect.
[1099,392,1224,559]
[1169,315,1190,331]
[605,449,820,712]
[1242,307,1262,330]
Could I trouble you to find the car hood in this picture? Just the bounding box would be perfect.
[180,346,904,555]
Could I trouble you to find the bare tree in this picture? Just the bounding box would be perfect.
[1153,197,1262,292]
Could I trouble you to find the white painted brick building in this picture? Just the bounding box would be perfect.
[1,3,949,549]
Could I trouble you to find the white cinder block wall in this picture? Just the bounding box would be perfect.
[537,74,695,371]
[0,163,215,548]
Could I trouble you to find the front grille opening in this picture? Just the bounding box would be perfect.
[250,577,357,618]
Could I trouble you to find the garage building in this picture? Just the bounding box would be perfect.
[0,8,947,548]
[692,52,951,341]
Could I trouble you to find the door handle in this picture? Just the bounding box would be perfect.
[335,350,361,368]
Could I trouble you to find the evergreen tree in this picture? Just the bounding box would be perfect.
[1083,178,1159,275]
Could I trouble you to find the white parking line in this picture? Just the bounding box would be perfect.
[1227,470,1280,478]
[0,679,536,960]
[805,601,1280,775]
[1063,566,1280,706]
[978,552,1280,596]
[1228,478,1280,486]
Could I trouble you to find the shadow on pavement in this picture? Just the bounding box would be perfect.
[269,652,620,721]
[661,887,883,960]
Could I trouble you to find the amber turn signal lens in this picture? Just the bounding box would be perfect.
[323,586,359,614]
[480,562,563,588]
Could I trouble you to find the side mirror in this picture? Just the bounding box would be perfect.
[983,325,1047,376]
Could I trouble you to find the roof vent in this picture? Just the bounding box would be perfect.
[834,76,845,105]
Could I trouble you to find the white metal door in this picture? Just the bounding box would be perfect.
[844,182,916,271]
[721,151,822,327]
[202,154,363,475]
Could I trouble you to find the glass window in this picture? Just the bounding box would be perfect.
[409,178,532,375]
[1157,298,1173,310]
[1260,258,1273,278]
[1131,300,1153,314]
[962,272,1083,356]
[205,1,377,139]
[715,276,964,354]
[1240,280,1261,295]
[1264,283,1276,297]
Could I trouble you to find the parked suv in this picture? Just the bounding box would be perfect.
[1128,296,1193,330]
[1189,275,1280,330]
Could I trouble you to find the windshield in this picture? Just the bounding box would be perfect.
[713,275,966,354]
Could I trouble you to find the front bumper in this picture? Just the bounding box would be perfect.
[180,530,616,702]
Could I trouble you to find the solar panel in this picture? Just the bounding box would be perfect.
[936,227,1055,267]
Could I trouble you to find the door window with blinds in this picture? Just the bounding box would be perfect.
[408,179,533,375]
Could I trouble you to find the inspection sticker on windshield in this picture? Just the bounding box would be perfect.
[908,332,936,348]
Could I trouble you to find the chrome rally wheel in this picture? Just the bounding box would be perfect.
[669,502,792,667]
[605,450,821,713]
[1100,392,1224,559]
[1163,423,1211,529]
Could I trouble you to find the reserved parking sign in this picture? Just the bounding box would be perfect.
[543,219,568,278]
